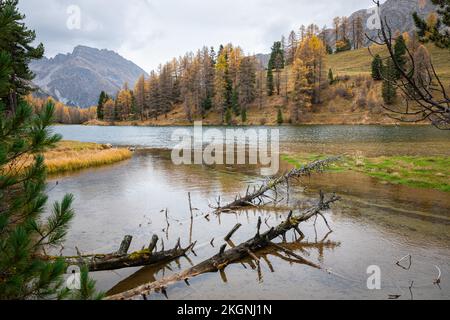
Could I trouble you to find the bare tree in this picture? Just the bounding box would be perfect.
[366,0,450,129]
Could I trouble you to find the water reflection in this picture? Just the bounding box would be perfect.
[46,127,450,300]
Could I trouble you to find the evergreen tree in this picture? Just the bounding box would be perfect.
[0,101,72,299]
[414,1,450,49]
[97,91,107,120]
[267,66,274,96]
[371,54,383,81]
[277,107,284,125]
[268,41,285,95]
[393,35,407,79]
[382,59,397,105]
[326,44,333,55]
[241,107,247,123]
[328,68,334,85]
[0,1,102,300]
[0,0,44,113]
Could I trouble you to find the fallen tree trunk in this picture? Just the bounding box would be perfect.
[107,192,340,300]
[40,235,195,272]
[213,157,340,213]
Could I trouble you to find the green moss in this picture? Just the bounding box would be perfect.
[282,154,450,193]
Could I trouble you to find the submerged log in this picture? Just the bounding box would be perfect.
[213,157,340,213]
[107,192,340,300]
[40,235,195,273]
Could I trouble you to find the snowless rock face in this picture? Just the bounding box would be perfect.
[30,45,147,108]
[323,0,436,49]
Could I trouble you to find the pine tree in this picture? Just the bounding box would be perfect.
[382,59,397,105]
[414,1,450,49]
[0,2,102,299]
[268,41,285,95]
[267,66,274,96]
[0,0,44,113]
[277,107,284,125]
[328,68,334,85]
[371,54,383,81]
[393,35,407,79]
[241,107,247,123]
[97,91,107,120]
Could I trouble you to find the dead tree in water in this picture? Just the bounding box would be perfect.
[212,157,340,213]
[39,235,195,272]
[107,192,340,300]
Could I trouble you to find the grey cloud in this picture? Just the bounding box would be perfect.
[19,0,376,71]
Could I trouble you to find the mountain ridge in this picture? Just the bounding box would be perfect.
[30,45,148,108]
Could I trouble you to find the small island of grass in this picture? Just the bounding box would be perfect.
[44,141,132,175]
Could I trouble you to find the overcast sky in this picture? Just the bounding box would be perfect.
[19,0,377,72]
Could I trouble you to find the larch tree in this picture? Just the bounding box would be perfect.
[103,98,115,121]
[238,56,257,119]
[290,58,310,123]
[355,16,365,49]
[147,71,161,120]
[286,31,298,65]
[333,17,341,44]
[214,47,232,123]
[296,35,326,105]
[134,75,146,120]
[116,84,133,120]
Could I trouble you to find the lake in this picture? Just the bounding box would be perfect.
[47,125,450,300]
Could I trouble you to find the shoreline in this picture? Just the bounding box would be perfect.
[81,120,432,128]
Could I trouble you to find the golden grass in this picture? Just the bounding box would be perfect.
[2,141,133,176]
[43,141,132,174]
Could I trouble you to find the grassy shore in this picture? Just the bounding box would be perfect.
[282,153,450,193]
[43,141,132,175]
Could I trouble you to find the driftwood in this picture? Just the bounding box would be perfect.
[107,192,340,300]
[212,157,340,213]
[40,235,195,272]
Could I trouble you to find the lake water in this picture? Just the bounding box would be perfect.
[47,125,450,300]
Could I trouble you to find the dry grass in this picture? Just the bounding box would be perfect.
[44,141,132,174]
[2,141,133,176]
[327,44,450,85]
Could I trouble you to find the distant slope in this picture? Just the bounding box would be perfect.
[327,44,450,85]
[30,45,148,108]
[323,0,437,49]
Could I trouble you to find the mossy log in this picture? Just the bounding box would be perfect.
[107,192,340,300]
[40,235,194,273]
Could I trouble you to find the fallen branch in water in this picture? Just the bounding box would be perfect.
[38,235,195,272]
[107,192,340,300]
[211,157,340,213]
